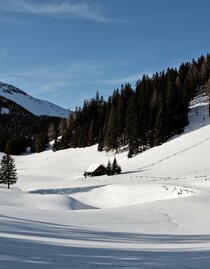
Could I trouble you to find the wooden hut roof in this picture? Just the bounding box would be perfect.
[85,163,105,173]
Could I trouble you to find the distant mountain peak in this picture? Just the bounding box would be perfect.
[0,81,27,96]
[0,81,71,118]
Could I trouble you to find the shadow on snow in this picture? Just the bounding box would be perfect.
[0,215,210,268]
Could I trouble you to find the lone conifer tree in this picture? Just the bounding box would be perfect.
[112,156,121,175]
[0,154,18,189]
[106,160,112,176]
[106,157,122,176]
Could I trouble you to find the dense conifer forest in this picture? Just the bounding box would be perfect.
[0,98,62,154]
[55,54,210,157]
[1,54,210,156]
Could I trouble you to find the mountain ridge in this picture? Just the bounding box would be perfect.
[0,81,71,118]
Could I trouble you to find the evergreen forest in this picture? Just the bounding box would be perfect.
[0,98,62,154]
[1,54,210,157]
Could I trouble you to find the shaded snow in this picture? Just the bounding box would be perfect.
[1,94,210,268]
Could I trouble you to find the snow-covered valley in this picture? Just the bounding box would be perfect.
[0,95,210,268]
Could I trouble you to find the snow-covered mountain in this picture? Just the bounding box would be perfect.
[0,81,71,118]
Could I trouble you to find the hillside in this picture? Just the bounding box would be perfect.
[50,55,210,155]
[1,55,210,156]
[0,95,210,268]
[0,81,71,118]
[0,82,70,154]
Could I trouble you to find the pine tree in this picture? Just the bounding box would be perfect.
[88,119,95,146]
[104,105,119,151]
[98,128,104,151]
[35,133,47,153]
[112,156,118,174]
[206,77,210,117]
[48,123,57,141]
[127,114,140,157]
[0,154,18,189]
[112,156,122,175]
[58,119,66,137]
[106,160,112,176]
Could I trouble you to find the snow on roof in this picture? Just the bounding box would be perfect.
[85,163,105,173]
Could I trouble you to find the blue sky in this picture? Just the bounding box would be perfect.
[0,0,210,109]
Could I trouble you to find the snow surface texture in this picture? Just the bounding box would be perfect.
[0,81,71,117]
[1,95,210,268]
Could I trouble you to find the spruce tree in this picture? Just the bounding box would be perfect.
[35,134,47,153]
[112,156,118,174]
[112,157,122,175]
[88,119,95,146]
[98,128,104,151]
[127,114,140,157]
[206,77,210,117]
[0,154,18,189]
[104,106,119,151]
[106,160,112,176]
[48,122,57,141]
[58,119,66,137]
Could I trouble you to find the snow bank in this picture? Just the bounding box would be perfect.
[71,184,194,208]
[0,187,96,211]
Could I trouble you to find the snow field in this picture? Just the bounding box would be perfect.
[0,95,210,268]
[70,183,194,209]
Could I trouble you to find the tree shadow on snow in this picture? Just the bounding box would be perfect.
[0,215,210,268]
[0,235,210,269]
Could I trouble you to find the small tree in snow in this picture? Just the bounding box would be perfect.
[112,156,121,175]
[106,160,112,176]
[106,157,121,176]
[0,154,18,189]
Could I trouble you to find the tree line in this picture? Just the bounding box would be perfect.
[53,54,210,157]
[0,99,63,154]
[1,54,210,156]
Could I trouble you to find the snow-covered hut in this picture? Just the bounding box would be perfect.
[84,164,107,177]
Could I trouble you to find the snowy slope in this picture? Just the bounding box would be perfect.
[0,94,210,268]
[0,81,71,117]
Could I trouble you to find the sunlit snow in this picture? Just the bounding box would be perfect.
[0,95,210,268]
[0,83,70,117]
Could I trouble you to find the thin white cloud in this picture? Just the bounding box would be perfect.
[0,62,104,95]
[8,62,103,83]
[0,0,113,23]
[0,63,148,96]
[0,62,148,109]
